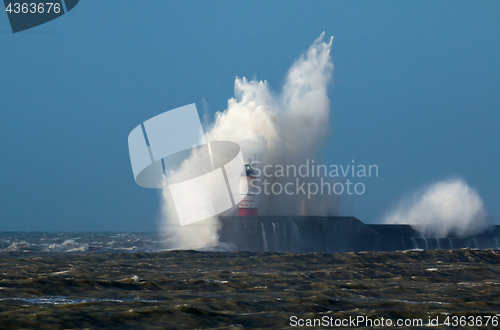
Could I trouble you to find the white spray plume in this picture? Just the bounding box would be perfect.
[160,182,220,249]
[161,33,337,248]
[207,33,332,161]
[384,178,489,237]
[207,32,336,216]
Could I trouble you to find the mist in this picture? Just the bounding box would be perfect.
[384,178,489,237]
[206,32,337,216]
[160,33,338,248]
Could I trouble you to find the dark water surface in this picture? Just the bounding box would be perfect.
[1,233,500,329]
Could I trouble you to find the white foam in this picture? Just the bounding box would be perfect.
[385,178,489,237]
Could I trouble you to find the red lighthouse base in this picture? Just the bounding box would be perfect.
[238,208,258,216]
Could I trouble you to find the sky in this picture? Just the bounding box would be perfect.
[0,1,499,231]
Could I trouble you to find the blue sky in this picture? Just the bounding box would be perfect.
[0,1,499,231]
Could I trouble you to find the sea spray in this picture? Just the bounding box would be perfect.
[384,178,489,238]
[206,33,338,217]
[160,33,338,248]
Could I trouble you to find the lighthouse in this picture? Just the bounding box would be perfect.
[239,161,258,216]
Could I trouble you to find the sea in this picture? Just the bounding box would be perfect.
[1,232,500,329]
